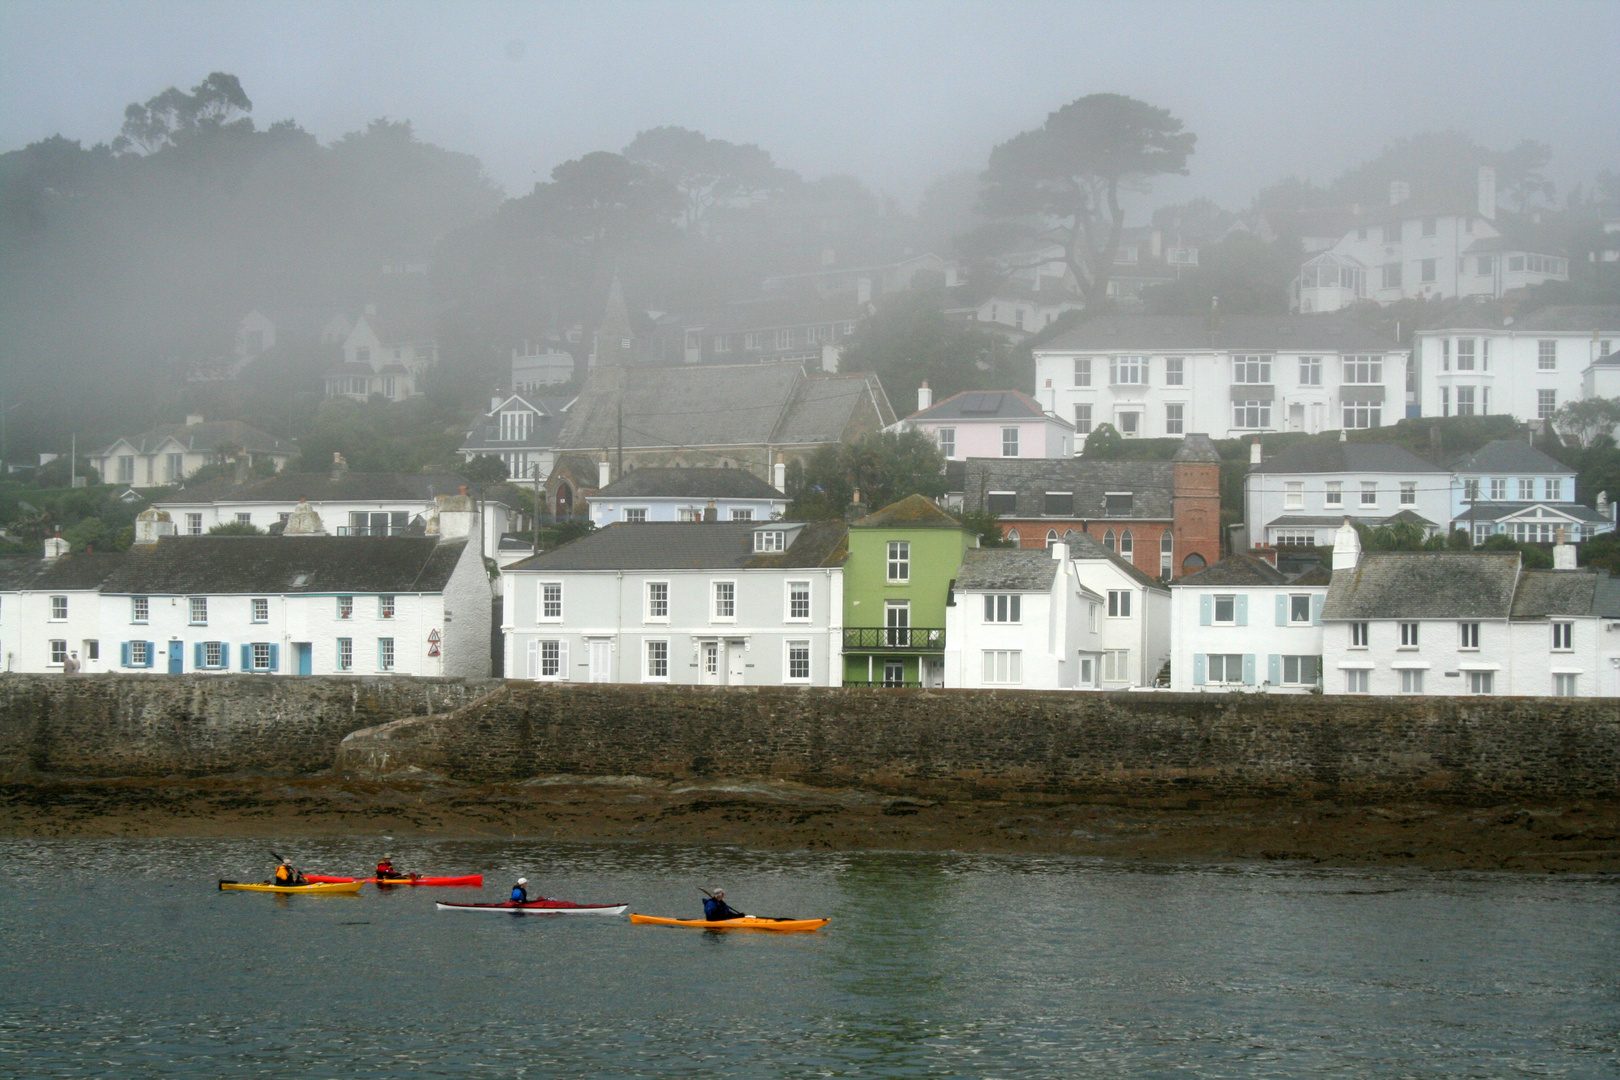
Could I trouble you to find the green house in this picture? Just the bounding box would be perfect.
[842,494,977,687]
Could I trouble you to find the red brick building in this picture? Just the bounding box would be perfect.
[958,434,1223,579]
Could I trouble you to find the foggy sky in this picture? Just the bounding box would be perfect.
[3,0,1617,213]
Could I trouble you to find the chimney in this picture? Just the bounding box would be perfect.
[1554,528,1577,570]
[1339,428,1348,443]
[703,500,718,522]
[1050,540,1068,563]
[917,381,932,412]
[1389,180,1410,206]
[185,413,204,427]
[857,277,872,305]
[282,498,327,536]
[1249,438,1262,466]
[330,451,348,481]
[597,460,610,488]
[1251,545,1279,568]
[132,507,175,546]
[42,534,69,560]
[845,489,865,522]
[430,489,477,541]
[1477,166,1496,221]
[773,455,786,493]
[1331,517,1361,571]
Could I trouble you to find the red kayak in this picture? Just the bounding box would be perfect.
[436,899,628,916]
[303,874,484,887]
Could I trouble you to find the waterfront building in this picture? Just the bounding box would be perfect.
[944,543,1104,690]
[1066,532,1172,688]
[90,415,295,489]
[0,538,123,674]
[1244,436,1451,548]
[500,520,846,685]
[1169,553,1330,692]
[898,385,1074,462]
[1448,439,1612,543]
[586,466,787,528]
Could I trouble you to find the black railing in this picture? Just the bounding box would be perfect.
[842,627,945,651]
[335,526,407,537]
[843,680,924,689]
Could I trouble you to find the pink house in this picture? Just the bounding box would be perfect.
[901,385,1075,461]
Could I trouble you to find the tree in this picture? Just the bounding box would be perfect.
[1142,232,1298,316]
[207,520,264,535]
[979,94,1196,308]
[1553,397,1620,449]
[839,292,1011,405]
[789,430,947,520]
[1082,422,1124,460]
[535,151,680,255]
[957,509,1016,549]
[622,126,795,229]
[1326,132,1554,215]
[461,454,509,484]
[114,72,253,154]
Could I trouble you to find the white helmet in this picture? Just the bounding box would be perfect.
[517,877,528,885]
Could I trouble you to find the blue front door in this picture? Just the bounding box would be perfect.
[168,641,184,674]
[294,643,312,676]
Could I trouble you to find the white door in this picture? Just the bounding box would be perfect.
[588,640,612,682]
[725,641,747,685]
[700,642,721,685]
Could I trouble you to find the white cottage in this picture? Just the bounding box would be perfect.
[1169,553,1330,692]
[944,543,1104,690]
[1065,532,1171,688]
[587,466,788,528]
[90,416,295,488]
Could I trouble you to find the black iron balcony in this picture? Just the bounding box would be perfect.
[842,627,945,652]
[843,680,924,689]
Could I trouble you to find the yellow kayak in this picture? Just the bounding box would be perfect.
[218,879,364,895]
[629,913,828,932]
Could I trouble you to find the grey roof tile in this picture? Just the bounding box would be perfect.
[1450,440,1573,475]
[508,521,841,572]
[1510,571,1600,619]
[595,467,785,500]
[1252,441,1446,475]
[1036,314,1399,353]
[102,420,294,457]
[1175,554,1287,587]
[1511,305,1620,334]
[1064,531,1169,591]
[1322,552,1520,620]
[963,458,1175,520]
[955,548,1060,591]
[159,471,474,506]
[100,536,467,594]
[908,390,1055,423]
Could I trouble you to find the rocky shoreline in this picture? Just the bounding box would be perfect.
[2,774,1617,874]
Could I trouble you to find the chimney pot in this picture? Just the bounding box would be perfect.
[1249,438,1262,465]
[917,381,932,412]
[597,460,611,488]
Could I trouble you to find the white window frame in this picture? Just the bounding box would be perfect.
[623,507,649,523]
[1206,653,1243,685]
[1399,668,1424,694]
[539,582,563,622]
[937,427,956,459]
[1360,482,1378,507]
[1551,621,1573,651]
[644,639,670,682]
[126,640,147,668]
[981,649,1022,684]
[1538,340,1557,370]
[1467,670,1494,695]
[983,594,1022,623]
[49,595,68,622]
[1164,356,1184,386]
[887,541,910,583]
[1110,356,1145,385]
[377,637,394,672]
[536,639,565,680]
[711,580,737,622]
[1073,358,1092,387]
[1325,481,1342,508]
[1290,594,1312,624]
[1103,649,1131,683]
[1349,621,1368,648]
[786,580,812,623]
[1299,356,1322,386]
[1399,621,1419,648]
[1232,355,1271,385]
[1165,403,1184,435]
[730,509,753,521]
[1553,672,1578,697]
[188,596,207,626]
[1459,622,1481,650]
[1212,594,1235,625]
[1345,668,1370,694]
[1284,482,1304,510]
[784,639,812,683]
[130,596,149,624]
[1073,405,1092,435]
[251,597,269,623]
[754,530,786,553]
[1001,427,1020,456]
[645,580,669,622]
[337,595,353,620]
[1108,590,1131,619]
[337,637,353,671]
[1400,481,1416,505]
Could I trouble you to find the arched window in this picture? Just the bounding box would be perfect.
[554,481,573,518]
[1160,530,1174,578]
[1103,529,1116,552]
[1119,529,1134,556]
[1005,529,1021,545]
[1183,552,1207,572]
[1045,529,1059,549]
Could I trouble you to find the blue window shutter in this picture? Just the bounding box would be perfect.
[143,642,155,668]
[1311,594,1325,626]
[1242,654,1256,685]
[1199,595,1212,626]
[219,644,228,670]
[1275,594,1287,626]
[1268,654,1281,686]
[1192,653,1206,685]
[120,641,131,667]
[1236,595,1249,626]
[240,644,251,671]
[194,643,204,669]
[267,644,279,672]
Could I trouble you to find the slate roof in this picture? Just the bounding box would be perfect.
[1171,434,1222,463]
[1264,514,1430,529]
[460,411,567,454]
[657,295,865,334]
[106,536,465,594]
[1322,552,1521,620]
[1251,441,1446,475]
[851,494,966,529]
[907,390,1060,424]
[158,471,474,506]
[1175,553,1287,588]
[1290,565,1333,587]
[963,459,1175,520]
[506,521,846,572]
[955,548,1060,591]
[1510,571,1602,619]
[1450,440,1573,475]
[100,420,294,458]
[0,552,127,591]
[1449,502,1607,525]
[1064,531,1168,592]
[1036,314,1399,353]
[1514,305,1620,334]
[594,467,785,500]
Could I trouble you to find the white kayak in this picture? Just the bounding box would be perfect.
[435,899,628,916]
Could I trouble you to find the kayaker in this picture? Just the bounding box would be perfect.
[510,877,529,904]
[375,855,406,880]
[273,861,305,887]
[703,888,744,921]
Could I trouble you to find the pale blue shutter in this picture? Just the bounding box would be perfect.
[1242,654,1256,685]
[1311,594,1325,626]
[1275,595,1287,626]
[1268,654,1281,686]
[1192,654,1206,685]
[120,642,132,667]
[144,642,156,668]
[240,644,252,671]
[219,644,228,670]
[1199,595,1212,626]
[267,644,279,672]
[1235,595,1249,626]
[194,643,204,669]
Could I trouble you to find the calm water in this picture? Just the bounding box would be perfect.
[0,838,1616,1078]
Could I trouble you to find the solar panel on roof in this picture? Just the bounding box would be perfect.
[960,393,1004,414]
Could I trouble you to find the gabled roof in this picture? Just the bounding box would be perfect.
[1175,553,1287,587]
[99,536,466,594]
[594,467,784,501]
[156,471,475,506]
[98,420,294,458]
[0,552,126,591]
[352,310,436,346]
[1450,502,1608,525]
[907,390,1063,425]
[459,410,567,454]
[1251,440,1446,476]
[955,547,1060,591]
[505,521,845,572]
[1036,314,1400,353]
[1322,552,1520,620]
[1510,570,1602,619]
[1450,440,1573,475]
[963,458,1176,521]
[1064,531,1168,592]
[851,494,966,530]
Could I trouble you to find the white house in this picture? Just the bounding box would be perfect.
[898,386,1074,462]
[1448,439,1612,543]
[511,343,576,390]
[459,392,570,482]
[1066,531,1171,688]
[1244,436,1452,548]
[502,520,846,686]
[324,307,439,402]
[1032,315,1407,444]
[943,283,1083,337]
[90,416,295,488]
[944,543,1104,690]
[0,538,123,673]
[1170,553,1329,692]
[1414,306,1620,424]
[1293,169,1569,313]
[587,466,788,528]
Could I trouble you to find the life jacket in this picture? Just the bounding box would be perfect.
[510,885,528,903]
[275,864,293,884]
[376,862,395,878]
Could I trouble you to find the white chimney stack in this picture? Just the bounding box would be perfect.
[773,456,786,493]
[1249,438,1261,465]
[917,381,932,412]
[185,413,204,427]
[1331,518,1361,571]
[597,460,611,488]
[1050,540,1068,563]
[431,487,478,541]
[1478,166,1496,221]
[491,391,502,413]
[42,535,69,560]
[133,508,176,546]
[1553,528,1577,570]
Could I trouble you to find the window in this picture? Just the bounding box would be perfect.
[712,581,736,620]
[165,452,184,482]
[540,583,562,621]
[187,513,203,535]
[1343,356,1382,384]
[1455,386,1475,416]
[1346,669,1370,693]
[1290,595,1312,624]
[1552,622,1573,651]
[377,638,394,672]
[1325,481,1342,508]
[1553,673,1578,697]
[1073,358,1092,387]
[1467,670,1494,695]
[887,541,910,582]
[1119,529,1135,557]
[787,581,811,621]
[130,596,149,623]
[1165,404,1184,435]
[189,597,207,625]
[1165,357,1184,385]
[645,640,670,680]
[776,329,794,350]
[938,428,956,459]
[1233,401,1270,429]
[982,650,1021,684]
[1207,653,1244,684]
[1477,256,1494,276]
[1275,530,1315,546]
[1282,655,1319,686]
[251,598,268,623]
[337,637,353,671]
[337,596,353,620]
[1360,482,1377,507]
[1232,355,1271,384]
[1400,482,1416,506]
[754,530,786,553]
[646,581,669,620]
[539,640,562,678]
[1118,412,1140,436]
[1545,478,1564,501]
[623,508,648,523]
[1073,405,1092,435]
[713,334,730,353]
[984,594,1023,623]
[730,509,753,521]
[1002,427,1020,456]
[50,639,68,666]
[744,332,761,350]
[884,600,911,647]
[786,641,811,682]
[986,492,1017,515]
[1284,482,1304,510]
[126,640,147,667]
[1399,622,1419,647]
[1385,223,1402,243]
[1456,339,1475,370]
[1110,356,1145,384]
[1420,258,1436,283]
[1299,356,1321,386]
[1538,340,1557,370]
[1108,590,1131,619]
[1518,478,1536,501]
[1159,531,1173,578]
[1103,529,1115,552]
[1350,622,1369,648]
[1213,595,1235,625]
[1441,387,1450,416]
[1044,492,1073,516]
[1382,264,1402,289]
[1538,389,1557,419]
[1344,403,1382,429]
[1459,622,1480,649]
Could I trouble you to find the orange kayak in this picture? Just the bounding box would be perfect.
[304,874,483,887]
[629,913,828,932]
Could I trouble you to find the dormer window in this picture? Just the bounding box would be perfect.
[1105,492,1133,517]
[754,530,786,553]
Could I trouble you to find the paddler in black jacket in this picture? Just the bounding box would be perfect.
[703,888,744,921]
